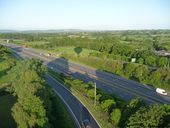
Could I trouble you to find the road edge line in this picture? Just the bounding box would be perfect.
[47,74,102,128]
[52,88,81,128]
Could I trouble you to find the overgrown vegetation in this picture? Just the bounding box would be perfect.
[1,30,170,66]
[1,30,170,91]
[61,53,170,91]
[0,45,75,128]
[1,30,170,127]
[49,70,170,128]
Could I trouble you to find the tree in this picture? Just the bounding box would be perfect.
[137,57,144,64]
[157,57,168,67]
[110,108,121,126]
[127,98,145,112]
[112,60,123,75]
[126,105,166,128]
[7,59,48,128]
[12,103,29,128]
[149,69,162,87]
[0,45,11,57]
[123,63,137,78]
[87,89,94,99]
[12,98,47,128]
[101,99,116,113]
[145,55,156,66]
[164,105,170,127]
[133,65,149,82]
[96,94,102,101]
[120,98,145,127]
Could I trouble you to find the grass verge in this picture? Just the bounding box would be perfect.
[48,70,113,128]
[49,89,75,128]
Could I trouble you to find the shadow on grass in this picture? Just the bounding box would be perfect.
[11,45,168,127]
[47,55,170,127]
[74,47,82,57]
[47,57,100,128]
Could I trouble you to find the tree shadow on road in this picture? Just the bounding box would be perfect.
[46,57,100,127]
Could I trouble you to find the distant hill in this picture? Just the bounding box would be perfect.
[0,29,89,33]
[0,30,18,33]
[1,29,169,34]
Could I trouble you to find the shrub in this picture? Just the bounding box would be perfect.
[110,108,121,126]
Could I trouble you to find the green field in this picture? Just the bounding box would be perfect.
[13,40,100,57]
[13,40,50,46]
[47,46,99,56]
[0,94,16,128]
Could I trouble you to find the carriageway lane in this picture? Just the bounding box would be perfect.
[1,43,100,128]
[46,74,100,128]
[10,46,145,102]
[4,43,170,104]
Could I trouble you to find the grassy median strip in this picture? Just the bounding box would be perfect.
[70,89,112,128]
[48,69,115,128]
[48,88,76,128]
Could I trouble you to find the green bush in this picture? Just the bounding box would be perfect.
[110,108,121,126]
[86,89,95,99]
[126,105,167,128]
[101,99,116,113]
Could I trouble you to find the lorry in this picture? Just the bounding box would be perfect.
[156,88,167,95]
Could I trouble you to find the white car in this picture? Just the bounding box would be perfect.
[47,53,51,56]
[156,88,167,95]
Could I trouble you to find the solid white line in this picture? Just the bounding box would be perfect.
[52,89,81,128]
[14,45,164,103]
[11,48,161,104]
[8,49,81,128]
[47,74,101,128]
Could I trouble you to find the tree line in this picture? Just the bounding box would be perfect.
[1,30,170,68]
[0,46,74,128]
[56,71,170,128]
[62,53,170,91]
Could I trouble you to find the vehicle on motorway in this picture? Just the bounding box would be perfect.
[22,44,28,48]
[156,88,168,95]
[46,53,51,56]
[43,53,51,57]
[82,119,92,128]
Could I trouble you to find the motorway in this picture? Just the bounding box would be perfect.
[3,43,170,105]
[45,74,100,128]
[1,43,100,128]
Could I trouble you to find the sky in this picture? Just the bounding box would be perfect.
[0,0,170,30]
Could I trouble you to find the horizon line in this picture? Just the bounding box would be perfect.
[0,28,170,31]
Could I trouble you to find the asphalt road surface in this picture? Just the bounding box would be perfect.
[3,43,170,104]
[45,74,100,128]
[1,43,100,128]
